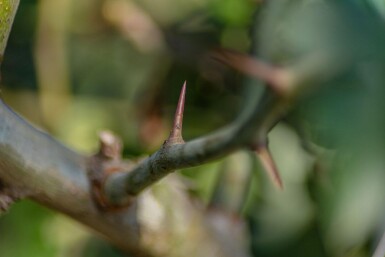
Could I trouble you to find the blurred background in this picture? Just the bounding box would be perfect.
[1,0,385,256]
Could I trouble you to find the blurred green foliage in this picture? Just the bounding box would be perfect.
[0,201,56,257]
[1,0,385,257]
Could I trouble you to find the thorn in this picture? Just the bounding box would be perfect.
[254,143,283,190]
[98,130,122,160]
[166,81,186,145]
[211,49,292,97]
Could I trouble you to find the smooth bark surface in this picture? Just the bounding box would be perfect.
[105,82,275,204]
[0,2,252,255]
[0,100,144,254]
[0,98,253,257]
[1,1,375,256]
[104,49,341,205]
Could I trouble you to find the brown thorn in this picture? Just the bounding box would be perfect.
[166,81,186,145]
[211,49,292,97]
[253,143,283,190]
[98,130,123,160]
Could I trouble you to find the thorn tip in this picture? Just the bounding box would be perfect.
[166,81,186,145]
[255,144,283,190]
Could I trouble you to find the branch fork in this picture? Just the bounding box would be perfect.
[87,83,188,209]
[88,131,135,210]
[101,44,336,205]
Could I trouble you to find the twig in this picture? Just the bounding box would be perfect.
[104,49,341,205]
[104,78,277,204]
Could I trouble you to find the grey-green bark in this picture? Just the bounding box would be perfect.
[0,99,254,257]
[0,3,251,255]
[1,0,385,256]
[105,82,274,203]
[103,50,342,205]
[0,100,146,254]
[104,0,385,209]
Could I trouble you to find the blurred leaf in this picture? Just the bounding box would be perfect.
[210,0,254,26]
[0,201,56,257]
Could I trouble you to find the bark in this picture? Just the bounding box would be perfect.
[0,99,251,256]
[0,0,370,256]
[0,1,252,255]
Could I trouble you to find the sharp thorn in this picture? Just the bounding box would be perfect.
[211,49,289,96]
[166,81,186,145]
[254,144,283,190]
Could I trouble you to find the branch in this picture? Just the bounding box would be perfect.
[0,1,360,255]
[0,99,253,257]
[0,100,148,255]
[105,80,277,204]
[0,0,22,213]
[0,2,251,256]
[104,48,344,205]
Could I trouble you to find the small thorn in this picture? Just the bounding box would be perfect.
[166,81,186,145]
[211,49,291,96]
[98,130,122,160]
[254,144,283,190]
